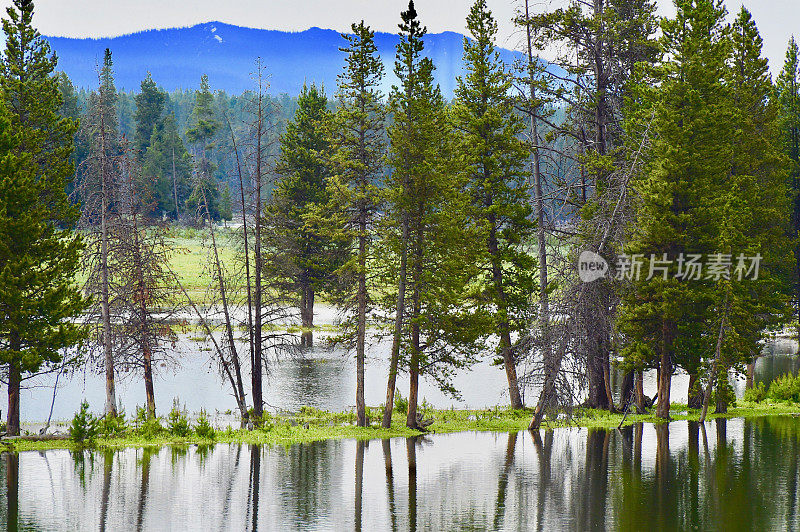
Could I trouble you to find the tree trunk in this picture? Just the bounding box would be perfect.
[618,370,634,411]
[634,370,646,414]
[746,356,756,389]
[700,298,727,423]
[382,212,409,429]
[586,349,610,409]
[355,220,368,427]
[300,283,314,348]
[208,212,248,425]
[143,341,156,418]
[100,201,117,417]
[524,0,556,431]
[406,222,423,430]
[252,135,264,421]
[603,349,614,410]
[687,372,703,409]
[488,221,523,409]
[656,319,672,420]
[134,225,157,419]
[172,147,179,218]
[7,359,20,436]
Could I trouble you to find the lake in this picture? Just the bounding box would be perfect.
[9,325,798,426]
[3,416,800,530]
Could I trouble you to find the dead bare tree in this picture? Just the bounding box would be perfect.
[111,141,186,418]
[74,50,123,417]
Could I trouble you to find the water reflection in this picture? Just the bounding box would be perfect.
[7,417,800,530]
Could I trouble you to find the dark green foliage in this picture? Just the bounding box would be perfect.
[621,0,736,396]
[0,0,89,434]
[134,405,163,438]
[70,401,100,443]
[141,113,193,218]
[776,36,800,325]
[186,75,223,221]
[452,0,535,376]
[98,409,127,437]
[265,83,345,323]
[133,71,167,156]
[394,390,409,415]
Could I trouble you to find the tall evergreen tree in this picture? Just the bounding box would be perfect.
[265,83,342,343]
[621,0,733,420]
[385,1,484,429]
[451,0,534,410]
[141,114,192,218]
[698,7,793,418]
[186,75,222,221]
[0,0,88,435]
[133,72,167,157]
[325,21,386,427]
[777,36,800,327]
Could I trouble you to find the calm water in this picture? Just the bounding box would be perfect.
[3,417,800,530]
[4,299,799,423]
[10,335,798,424]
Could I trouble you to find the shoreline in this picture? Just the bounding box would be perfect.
[3,401,799,453]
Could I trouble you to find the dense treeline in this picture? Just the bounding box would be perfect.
[1,0,799,436]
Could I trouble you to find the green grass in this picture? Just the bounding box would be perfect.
[169,226,239,304]
[5,401,800,453]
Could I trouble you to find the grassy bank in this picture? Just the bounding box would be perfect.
[4,401,800,453]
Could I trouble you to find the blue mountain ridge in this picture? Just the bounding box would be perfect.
[43,22,545,98]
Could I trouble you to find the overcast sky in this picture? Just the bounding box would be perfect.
[0,0,796,74]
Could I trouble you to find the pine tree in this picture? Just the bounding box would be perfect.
[133,72,167,157]
[141,114,192,218]
[385,1,484,429]
[697,7,793,419]
[451,0,534,410]
[621,0,733,420]
[777,36,800,327]
[265,83,343,343]
[325,21,386,427]
[0,0,88,435]
[186,75,222,221]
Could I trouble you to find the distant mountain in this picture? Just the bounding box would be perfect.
[43,22,535,98]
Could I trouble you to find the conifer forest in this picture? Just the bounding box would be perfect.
[3,0,800,529]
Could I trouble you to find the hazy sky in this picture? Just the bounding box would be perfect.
[0,0,796,74]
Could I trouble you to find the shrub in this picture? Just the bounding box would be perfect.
[394,390,409,415]
[768,373,800,403]
[139,417,164,439]
[98,409,127,437]
[70,401,99,444]
[743,382,767,403]
[167,401,191,437]
[194,410,216,439]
